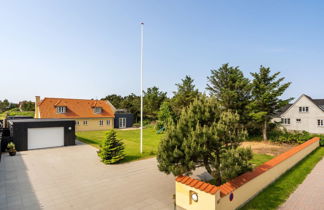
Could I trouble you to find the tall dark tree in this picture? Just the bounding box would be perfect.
[249,66,292,141]
[157,95,252,185]
[101,94,124,109]
[206,64,251,124]
[143,86,167,120]
[171,75,199,117]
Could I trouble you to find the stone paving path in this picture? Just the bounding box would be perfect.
[0,141,177,210]
[279,157,324,210]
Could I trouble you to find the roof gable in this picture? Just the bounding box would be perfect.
[38,98,115,119]
[280,94,324,116]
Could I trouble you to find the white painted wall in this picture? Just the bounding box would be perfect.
[280,95,324,134]
[28,127,64,150]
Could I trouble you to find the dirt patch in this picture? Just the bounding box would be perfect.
[241,141,296,156]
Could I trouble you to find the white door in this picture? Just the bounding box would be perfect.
[28,127,64,150]
[119,118,126,128]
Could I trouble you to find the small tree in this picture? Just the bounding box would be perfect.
[249,66,292,141]
[98,130,125,164]
[157,95,253,185]
[156,101,175,131]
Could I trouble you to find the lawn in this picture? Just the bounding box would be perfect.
[76,127,165,162]
[250,153,274,167]
[0,110,35,119]
[77,127,274,166]
[240,147,324,210]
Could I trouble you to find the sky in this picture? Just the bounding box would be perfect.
[1,0,324,103]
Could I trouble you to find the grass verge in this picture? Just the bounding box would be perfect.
[240,147,324,210]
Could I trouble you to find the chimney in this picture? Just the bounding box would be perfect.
[35,96,41,118]
[35,96,40,104]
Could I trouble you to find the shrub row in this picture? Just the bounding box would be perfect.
[269,129,324,145]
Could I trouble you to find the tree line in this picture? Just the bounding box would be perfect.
[0,100,35,113]
[103,63,291,141]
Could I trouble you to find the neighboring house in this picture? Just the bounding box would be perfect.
[34,96,116,131]
[275,94,324,134]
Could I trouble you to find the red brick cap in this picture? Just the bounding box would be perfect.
[175,137,320,196]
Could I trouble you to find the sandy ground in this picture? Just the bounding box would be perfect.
[241,141,295,156]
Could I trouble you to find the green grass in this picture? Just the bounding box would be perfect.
[0,110,35,119]
[250,153,274,167]
[76,127,165,163]
[240,147,324,210]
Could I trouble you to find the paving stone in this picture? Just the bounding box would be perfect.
[0,141,177,209]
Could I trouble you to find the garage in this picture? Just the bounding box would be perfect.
[28,127,64,150]
[8,119,75,151]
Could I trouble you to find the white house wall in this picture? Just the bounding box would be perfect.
[281,95,324,134]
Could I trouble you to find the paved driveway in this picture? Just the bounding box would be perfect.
[0,142,176,210]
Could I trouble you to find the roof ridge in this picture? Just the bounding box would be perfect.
[43,97,102,101]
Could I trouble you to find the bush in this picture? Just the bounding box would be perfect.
[97,130,125,164]
[320,139,324,147]
[7,142,16,151]
[132,123,140,128]
[268,129,324,145]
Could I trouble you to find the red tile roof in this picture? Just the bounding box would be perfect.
[176,137,320,196]
[38,98,115,119]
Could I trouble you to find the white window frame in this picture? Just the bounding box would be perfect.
[94,107,102,114]
[99,120,104,126]
[318,119,324,127]
[106,120,110,125]
[299,106,309,113]
[56,106,66,114]
[281,118,290,125]
[83,120,88,126]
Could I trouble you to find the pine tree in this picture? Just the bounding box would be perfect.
[206,64,251,124]
[157,95,252,185]
[171,75,199,117]
[249,66,292,141]
[98,130,125,164]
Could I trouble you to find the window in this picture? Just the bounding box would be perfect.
[296,119,301,123]
[83,120,88,125]
[318,120,324,127]
[56,106,66,113]
[281,118,290,125]
[106,120,110,125]
[76,121,80,126]
[99,120,104,126]
[94,107,102,114]
[299,106,309,113]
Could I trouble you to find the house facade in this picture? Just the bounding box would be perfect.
[276,94,324,134]
[34,96,116,131]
